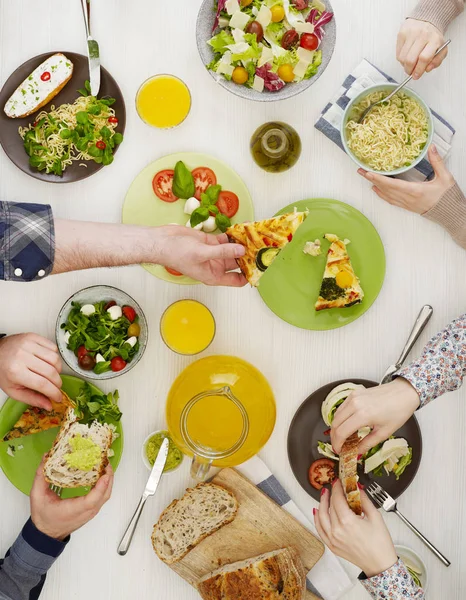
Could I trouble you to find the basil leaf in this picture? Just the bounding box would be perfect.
[209,205,219,215]
[172,161,195,199]
[204,184,222,204]
[113,132,123,144]
[215,213,231,233]
[190,207,209,227]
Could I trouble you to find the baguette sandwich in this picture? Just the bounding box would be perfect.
[339,432,362,515]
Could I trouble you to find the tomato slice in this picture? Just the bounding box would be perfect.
[192,167,217,200]
[165,267,183,277]
[152,170,178,202]
[308,458,336,490]
[217,191,239,218]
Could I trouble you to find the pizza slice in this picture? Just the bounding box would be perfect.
[3,391,75,441]
[226,210,308,286]
[315,234,364,311]
[339,431,362,515]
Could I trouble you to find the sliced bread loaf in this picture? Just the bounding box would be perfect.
[197,547,306,600]
[44,421,112,488]
[152,482,238,564]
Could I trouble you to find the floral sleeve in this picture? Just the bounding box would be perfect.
[398,313,466,407]
[359,559,425,599]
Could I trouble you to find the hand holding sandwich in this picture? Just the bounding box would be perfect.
[0,334,62,410]
[31,461,114,541]
[314,480,398,577]
[331,379,420,455]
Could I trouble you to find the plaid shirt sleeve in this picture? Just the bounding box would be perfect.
[359,559,425,599]
[0,202,55,282]
[399,313,466,407]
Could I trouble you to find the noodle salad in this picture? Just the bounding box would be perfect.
[345,91,429,172]
[19,81,123,176]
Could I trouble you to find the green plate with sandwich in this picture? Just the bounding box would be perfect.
[258,198,386,330]
[0,374,123,498]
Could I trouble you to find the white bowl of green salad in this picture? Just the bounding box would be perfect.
[394,545,428,592]
[196,0,336,101]
[56,285,148,380]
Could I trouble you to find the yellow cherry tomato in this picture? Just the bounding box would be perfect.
[271,4,285,22]
[241,0,253,6]
[232,66,249,85]
[277,64,295,83]
[128,323,141,337]
[336,270,353,289]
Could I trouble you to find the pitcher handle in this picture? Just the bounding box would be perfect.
[190,454,212,481]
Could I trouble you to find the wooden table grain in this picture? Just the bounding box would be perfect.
[0,1,465,599]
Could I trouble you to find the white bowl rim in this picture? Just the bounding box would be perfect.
[394,544,428,592]
[141,429,183,472]
[55,284,148,380]
[340,83,434,176]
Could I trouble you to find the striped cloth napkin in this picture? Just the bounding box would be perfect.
[236,456,353,600]
[314,59,456,182]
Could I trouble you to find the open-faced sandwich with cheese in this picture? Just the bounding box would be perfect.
[315,234,364,311]
[226,210,307,286]
[4,53,74,119]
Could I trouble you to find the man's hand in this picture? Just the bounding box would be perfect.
[397,19,447,79]
[331,378,420,455]
[358,145,455,214]
[0,334,62,410]
[315,481,398,577]
[31,461,114,541]
[157,227,247,287]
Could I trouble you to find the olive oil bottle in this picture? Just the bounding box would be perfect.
[250,122,302,173]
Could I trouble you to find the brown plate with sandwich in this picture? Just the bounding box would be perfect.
[287,379,422,507]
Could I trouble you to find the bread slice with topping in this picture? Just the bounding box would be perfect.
[339,431,362,515]
[152,482,238,564]
[197,547,306,600]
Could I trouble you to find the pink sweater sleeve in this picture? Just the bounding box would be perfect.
[409,0,464,32]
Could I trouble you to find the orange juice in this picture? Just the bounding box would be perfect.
[160,300,215,355]
[166,356,276,466]
[136,75,191,129]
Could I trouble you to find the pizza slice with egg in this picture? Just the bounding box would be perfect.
[3,391,74,441]
[226,210,308,287]
[315,234,364,311]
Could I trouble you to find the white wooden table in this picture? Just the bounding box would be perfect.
[1,0,465,598]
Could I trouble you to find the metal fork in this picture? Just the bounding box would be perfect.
[367,481,450,567]
[49,484,63,497]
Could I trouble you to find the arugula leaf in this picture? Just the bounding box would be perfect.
[172,161,195,199]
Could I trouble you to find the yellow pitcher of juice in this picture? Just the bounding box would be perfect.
[166,356,276,480]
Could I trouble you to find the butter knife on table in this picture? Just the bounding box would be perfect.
[80,0,100,96]
[117,437,169,556]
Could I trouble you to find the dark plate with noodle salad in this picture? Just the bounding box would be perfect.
[0,51,126,183]
[341,84,433,176]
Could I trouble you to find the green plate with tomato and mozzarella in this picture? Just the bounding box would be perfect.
[0,374,123,498]
[122,152,254,284]
[258,198,386,330]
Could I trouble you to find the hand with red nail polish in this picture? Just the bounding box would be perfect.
[357,145,455,215]
[314,480,398,578]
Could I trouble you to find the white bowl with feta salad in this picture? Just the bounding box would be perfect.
[196,0,335,101]
[55,285,148,380]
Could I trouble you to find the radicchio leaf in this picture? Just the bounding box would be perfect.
[291,0,309,10]
[212,0,228,33]
[256,64,286,92]
[306,10,334,46]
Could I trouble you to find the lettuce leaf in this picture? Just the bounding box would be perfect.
[393,448,413,480]
[208,30,235,53]
[231,33,262,61]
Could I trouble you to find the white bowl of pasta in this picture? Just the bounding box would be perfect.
[341,83,434,176]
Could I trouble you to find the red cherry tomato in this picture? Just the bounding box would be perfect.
[77,345,89,360]
[300,32,319,51]
[217,191,239,218]
[111,356,127,372]
[41,71,51,82]
[79,354,96,371]
[152,170,178,203]
[122,305,136,323]
[191,167,217,200]
[96,140,106,150]
[281,29,300,50]
[104,300,117,311]
[165,267,183,277]
[108,116,119,124]
[308,458,336,490]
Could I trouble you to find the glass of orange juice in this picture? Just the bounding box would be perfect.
[160,300,215,355]
[135,74,191,129]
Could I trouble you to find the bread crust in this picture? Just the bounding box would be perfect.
[152,482,238,565]
[339,432,362,515]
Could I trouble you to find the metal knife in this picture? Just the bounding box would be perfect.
[80,0,101,96]
[380,305,433,385]
[117,437,169,556]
